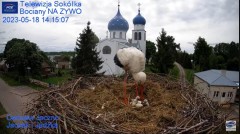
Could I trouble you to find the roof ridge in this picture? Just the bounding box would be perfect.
[208,70,222,84]
[211,70,236,86]
[210,72,222,84]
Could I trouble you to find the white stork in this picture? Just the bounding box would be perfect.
[114,47,146,105]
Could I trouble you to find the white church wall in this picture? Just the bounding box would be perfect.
[97,40,120,75]
[134,25,145,30]
[110,31,127,41]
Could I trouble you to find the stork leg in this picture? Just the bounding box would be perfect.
[140,83,145,100]
[135,82,139,97]
[123,73,128,105]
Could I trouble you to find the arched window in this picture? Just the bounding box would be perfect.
[113,32,116,38]
[120,32,122,39]
[134,32,138,40]
[139,32,141,40]
[144,33,146,41]
[102,46,111,54]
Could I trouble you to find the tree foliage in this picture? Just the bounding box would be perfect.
[193,37,212,71]
[5,38,45,77]
[176,51,193,69]
[151,29,180,73]
[72,22,103,75]
[146,40,156,64]
[193,37,239,71]
[210,41,239,71]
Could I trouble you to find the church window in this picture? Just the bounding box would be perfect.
[102,46,111,54]
[113,32,116,38]
[120,32,122,39]
[134,32,138,40]
[139,32,141,40]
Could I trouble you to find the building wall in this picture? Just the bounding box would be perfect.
[194,76,210,96]
[57,62,70,69]
[132,27,146,55]
[210,86,237,103]
[97,40,121,75]
[194,76,237,104]
[109,31,127,41]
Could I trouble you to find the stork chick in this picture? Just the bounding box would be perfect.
[132,72,146,100]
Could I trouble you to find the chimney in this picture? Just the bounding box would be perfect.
[221,70,226,76]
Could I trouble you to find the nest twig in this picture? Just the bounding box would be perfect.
[22,74,227,134]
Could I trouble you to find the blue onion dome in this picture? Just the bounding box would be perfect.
[133,10,146,25]
[108,6,129,31]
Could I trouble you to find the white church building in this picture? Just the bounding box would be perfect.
[97,4,146,75]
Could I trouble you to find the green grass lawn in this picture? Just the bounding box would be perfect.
[185,69,194,84]
[0,73,44,90]
[0,73,22,86]
[41,69,72,85]
[169,65,180,79]
[146,64,180,79]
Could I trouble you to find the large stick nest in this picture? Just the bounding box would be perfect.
[24,73,228,134]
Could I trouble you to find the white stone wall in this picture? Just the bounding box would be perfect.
[210,86,237,103]
[97,39,126,76]
[132,29,146,55]
[134,25,145,30]
[194,76,210,96]
[194,76,237,104]
[109,31,127,40]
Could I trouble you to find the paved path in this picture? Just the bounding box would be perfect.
[174,62,186,88]
[0,78,38,127]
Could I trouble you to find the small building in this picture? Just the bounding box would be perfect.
[57,61,71,69]
[194,69,239,104]
[53,55,71,69]
[41,61,53,76]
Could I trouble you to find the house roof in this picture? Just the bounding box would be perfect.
[41,62,51,68]
[195,69,239,87]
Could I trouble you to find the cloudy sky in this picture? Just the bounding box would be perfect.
[0,0,239,54]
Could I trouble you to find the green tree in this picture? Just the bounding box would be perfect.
[212,41,239,71]
[72,22,103,74]
[151,29,180,73]
[209,54,225,69]
[193,37,212,71]
[3,38,26,57]
[227,57,239,71]
[176,51,192,69]
[5,39,44,78]
[228,42,239,59]
[146,40,156,64]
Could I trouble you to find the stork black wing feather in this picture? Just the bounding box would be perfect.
[114,54,124,68]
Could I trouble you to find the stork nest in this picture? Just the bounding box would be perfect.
[23,73,228,134]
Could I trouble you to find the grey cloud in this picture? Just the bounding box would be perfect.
[187,42,194,44]
[0,31,6,34]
